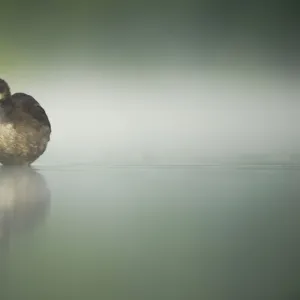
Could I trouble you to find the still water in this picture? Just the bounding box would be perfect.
[0,165,299,300]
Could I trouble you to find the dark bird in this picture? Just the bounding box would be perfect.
[0,79,51,165]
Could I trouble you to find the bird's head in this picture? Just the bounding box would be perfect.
[0,79,11,101]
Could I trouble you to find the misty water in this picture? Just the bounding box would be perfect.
[0,164,299,300]
[1,0,300,297]
[0,67,298,300]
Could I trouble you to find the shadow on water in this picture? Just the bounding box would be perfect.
[0,166,51,298]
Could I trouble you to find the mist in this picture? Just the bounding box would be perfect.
[0,0,299,166]
[1,2,300,300]
[1,65,297,166]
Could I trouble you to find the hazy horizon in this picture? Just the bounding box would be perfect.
[1,64,298,166]
[0,0,299,165]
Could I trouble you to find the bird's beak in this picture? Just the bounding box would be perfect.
[0,93,4,100]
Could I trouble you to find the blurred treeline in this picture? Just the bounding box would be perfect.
[0,0,299,69]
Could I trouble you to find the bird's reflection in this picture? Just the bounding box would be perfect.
[0,166,51,240]
[0,166,50,296]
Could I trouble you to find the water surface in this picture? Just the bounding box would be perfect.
[0,165,299,300]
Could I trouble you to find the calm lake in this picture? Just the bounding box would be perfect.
[0,165,299,300]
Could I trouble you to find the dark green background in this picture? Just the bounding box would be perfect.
[1,0,299,71]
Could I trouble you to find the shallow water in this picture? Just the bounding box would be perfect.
[0,165,299,300]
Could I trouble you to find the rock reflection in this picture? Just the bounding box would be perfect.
[0,166,51,242]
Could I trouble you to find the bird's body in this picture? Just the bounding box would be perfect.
[0,80,51,165]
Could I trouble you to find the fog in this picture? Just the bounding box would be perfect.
[0,0,299,166]
[2,65,298,165]
[1,2,300,300]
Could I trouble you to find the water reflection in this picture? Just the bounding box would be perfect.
[0,166,50,261]
[0,167,50,299]
[0,166,51,240]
